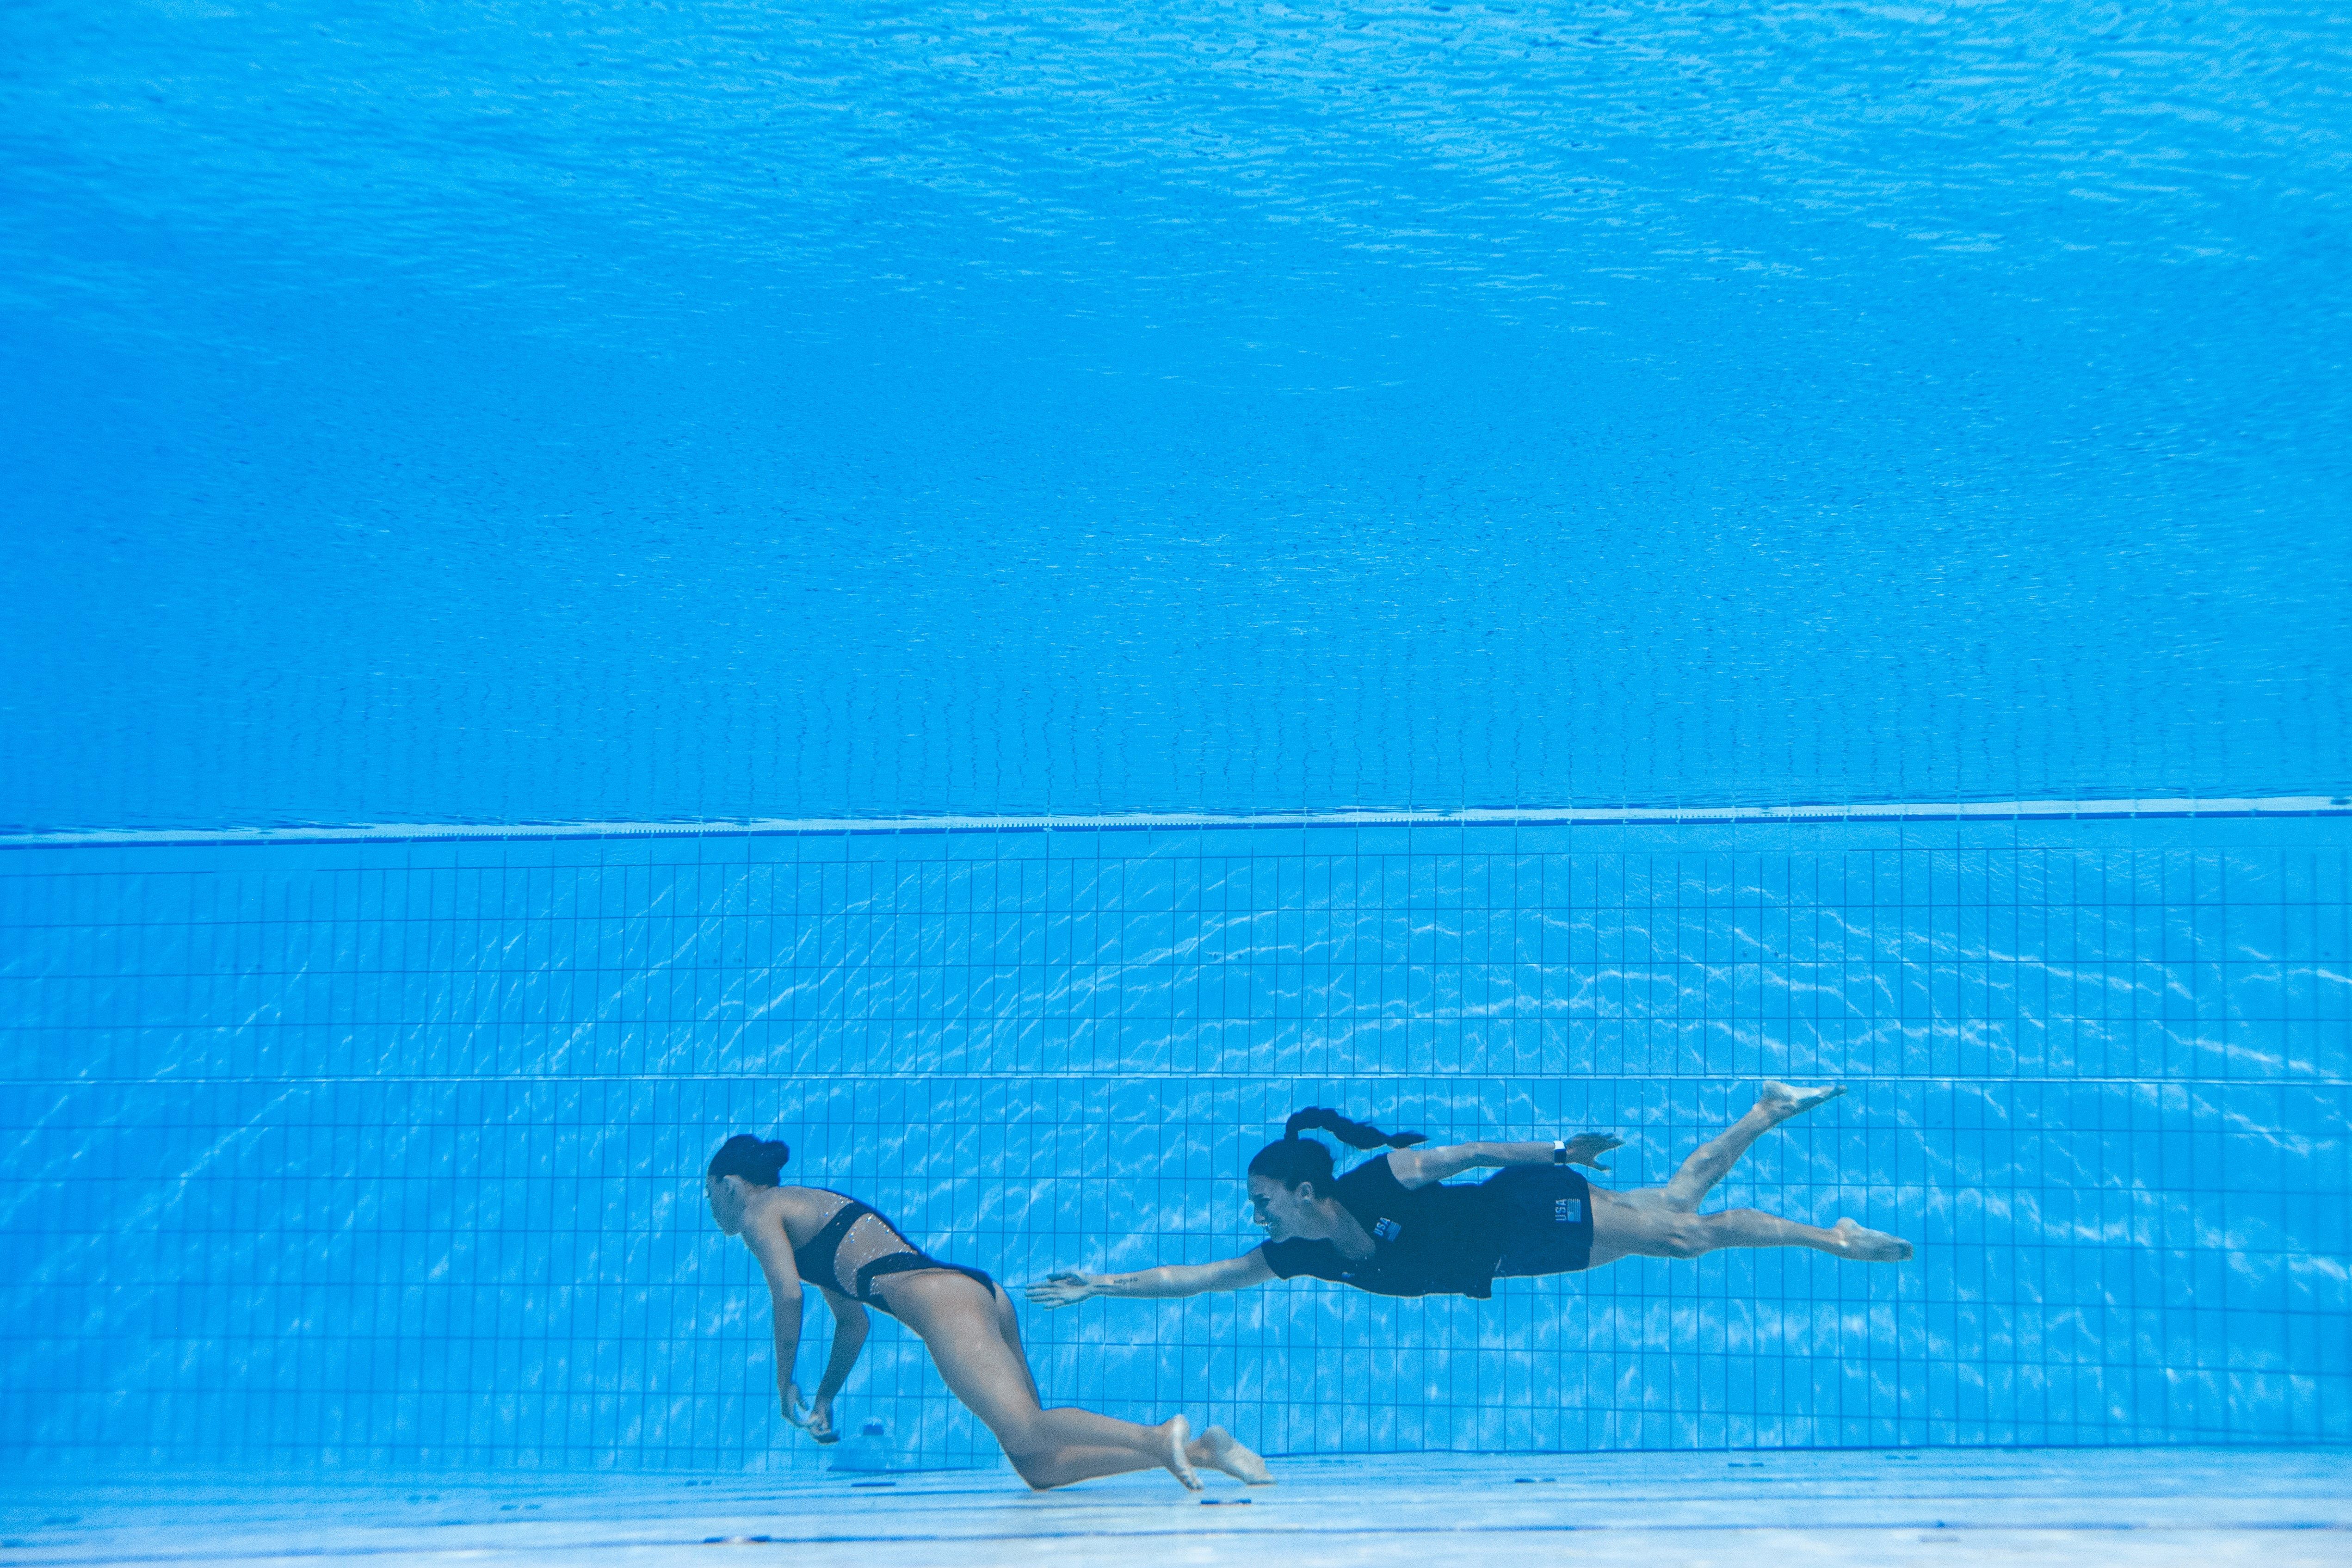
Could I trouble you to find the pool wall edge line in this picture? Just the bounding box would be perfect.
[4,795,2351,849]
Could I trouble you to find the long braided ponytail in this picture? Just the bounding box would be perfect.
[1247,1107,1426,1196]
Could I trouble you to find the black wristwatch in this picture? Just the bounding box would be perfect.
[1552,1139,1568,1165]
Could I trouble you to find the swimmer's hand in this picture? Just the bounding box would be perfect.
[782,1384,840,1444]
[1024,1272,1100,1309]
[1559,1134,1624,1171]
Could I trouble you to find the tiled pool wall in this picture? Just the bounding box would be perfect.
[0,817,2346,1470]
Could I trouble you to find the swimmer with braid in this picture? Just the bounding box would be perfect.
[705,1134,1271,1490]
[1028,1084,1911,1310]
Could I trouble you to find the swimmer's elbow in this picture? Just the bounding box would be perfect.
[1149,1266,1210,1297]
[1129,1260,1263,1297]
[1143,1264,1227,1298]
[1206,1255,1273,1293]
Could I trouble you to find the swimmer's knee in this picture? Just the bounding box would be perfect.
[1621,1187,1698,1217]
[987,1409,1053,1456]
[1656,1219,1712,1259]
[1008,1451,1060,1490]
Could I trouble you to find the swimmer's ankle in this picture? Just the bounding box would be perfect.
[1160,1416,1203,1490]
[1759,1080,1846,1120]
[1833,1216,1914,1262]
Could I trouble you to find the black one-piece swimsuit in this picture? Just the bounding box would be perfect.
[790,1190,996,1315]
[1259,1158,1596,1298]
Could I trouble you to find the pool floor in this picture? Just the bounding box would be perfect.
[5,1448,2347,1567]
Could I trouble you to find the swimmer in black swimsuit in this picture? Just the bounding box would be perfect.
[1027,1083,1912,1309]
[704,1134,1272,1491]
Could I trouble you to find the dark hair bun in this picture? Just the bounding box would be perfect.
[707,1134,792,1186]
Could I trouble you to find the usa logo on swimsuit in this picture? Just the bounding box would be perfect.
[1373,1218,1402,1242]
[1555,1198,1582,1224]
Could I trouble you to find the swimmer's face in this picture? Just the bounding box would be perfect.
[706,1174,746,1236]
[1247,1174,1322,1241]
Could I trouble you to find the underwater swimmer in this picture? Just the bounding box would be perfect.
[704,1133,1271,1491]
[1028,1083,1910,1309]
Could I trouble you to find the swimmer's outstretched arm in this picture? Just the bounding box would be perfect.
[1387,1134,1624,1190]
[1026,1249,1275,1308]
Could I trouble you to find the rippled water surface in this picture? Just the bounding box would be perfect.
[4,0,2347,825]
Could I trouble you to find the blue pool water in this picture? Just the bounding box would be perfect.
[3,816,2346,1469]
[1,0,2348,1486]
[2,0,2349,830]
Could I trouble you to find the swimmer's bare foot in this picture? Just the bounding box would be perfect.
[1190,1425,1275,1485]
[1834,1218,1913,1261]
[1759,1080,1846,1122]
[1158,1415,1203,1490]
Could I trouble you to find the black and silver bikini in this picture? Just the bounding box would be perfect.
[790,1190,996,1313]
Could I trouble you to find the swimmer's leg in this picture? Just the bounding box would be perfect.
[884,1271,1203,1491]
[1655,1080,1846,1213]
[1590,1189,1911,1266]
[988,1281,1044,1407]
[981,1280,1269,1483]
[1037,1428,1274,1487]
[1588,1083,1905,1265]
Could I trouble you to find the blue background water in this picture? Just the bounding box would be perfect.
[3,0,2349,829]
[3,817,2346,1467]
[2,0,2349,1475]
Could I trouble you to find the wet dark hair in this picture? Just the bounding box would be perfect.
[707,1134,792,1187]
[1246,1109,1426,1199]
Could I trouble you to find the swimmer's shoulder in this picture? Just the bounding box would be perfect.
[760,1184,858,1236]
